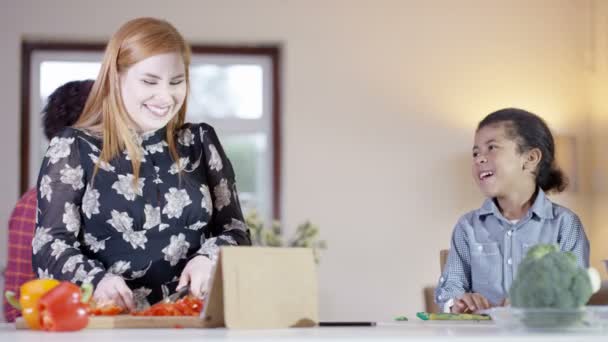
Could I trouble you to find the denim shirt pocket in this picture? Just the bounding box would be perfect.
[471,242,502,286]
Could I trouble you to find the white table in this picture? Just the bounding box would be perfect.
[1,321,606,341]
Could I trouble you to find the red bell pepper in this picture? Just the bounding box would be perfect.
[38,282,92,331]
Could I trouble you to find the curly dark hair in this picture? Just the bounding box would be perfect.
[42,79,94,140]
[477,108,567,193]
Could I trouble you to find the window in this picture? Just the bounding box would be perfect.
[21,42,281,220]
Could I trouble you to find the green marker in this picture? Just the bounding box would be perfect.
[416,312,491,321]
[394,316,408,321]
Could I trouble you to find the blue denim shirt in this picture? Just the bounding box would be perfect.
[434,189,590,309]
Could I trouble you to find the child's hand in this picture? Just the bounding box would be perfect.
[499,297,510,307]
[451,293,491,313]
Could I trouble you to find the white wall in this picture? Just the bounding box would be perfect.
[590,0,608,278]
[0,0,597,321]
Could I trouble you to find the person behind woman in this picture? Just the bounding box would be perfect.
[434,108,589,313]
[41,80,94,140]
[32,17,251,311]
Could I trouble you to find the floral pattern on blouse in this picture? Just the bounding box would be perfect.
[33,123,251,304]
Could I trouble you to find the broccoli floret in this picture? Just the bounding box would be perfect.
[524,244,558,261]
[510,245,592,309]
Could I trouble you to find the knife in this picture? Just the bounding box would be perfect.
[155,285,190,305]
[167,286,190,303]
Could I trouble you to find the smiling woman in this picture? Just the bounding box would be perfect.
[119,53,187,132]
[31,17,252,312]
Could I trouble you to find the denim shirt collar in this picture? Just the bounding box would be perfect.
[478,188,554,221]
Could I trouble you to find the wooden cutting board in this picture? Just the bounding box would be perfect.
[15,315,208,329]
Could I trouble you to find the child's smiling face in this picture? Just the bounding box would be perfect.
[472,123,531,197]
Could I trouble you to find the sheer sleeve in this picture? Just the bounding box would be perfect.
[194,124,251,261]
[32,128,106,287]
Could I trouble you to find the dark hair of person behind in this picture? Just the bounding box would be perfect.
[42,79,94,140]
[477,108,567,193]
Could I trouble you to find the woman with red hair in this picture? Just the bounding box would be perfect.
[32,17,251,312]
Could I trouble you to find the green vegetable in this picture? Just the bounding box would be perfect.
[416,312,490,321]
[509,244,594,328]
[510,244,592,309]
[523,244,558,261]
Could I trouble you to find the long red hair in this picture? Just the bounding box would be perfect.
[75,17,191,180]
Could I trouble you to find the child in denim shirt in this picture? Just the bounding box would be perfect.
[435,108,589,313]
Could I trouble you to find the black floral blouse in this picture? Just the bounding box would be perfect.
[32,123,251,305]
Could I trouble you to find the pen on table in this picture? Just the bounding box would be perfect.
[318,321,376,327]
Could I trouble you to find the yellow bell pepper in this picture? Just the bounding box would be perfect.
[5,279,60,329]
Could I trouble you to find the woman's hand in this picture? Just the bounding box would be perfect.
[177,255,214,298]
[93,274,135,311]
[451,293,492,313]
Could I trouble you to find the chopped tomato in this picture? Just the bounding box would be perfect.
[132,296,203,316]
[89,304,125,316]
